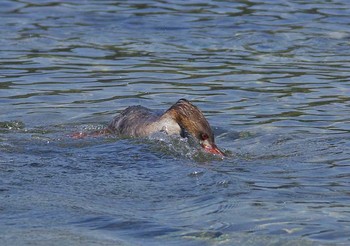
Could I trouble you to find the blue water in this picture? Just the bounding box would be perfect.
[1,0,350,245]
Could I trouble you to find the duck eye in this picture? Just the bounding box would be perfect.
[201,133,209,140]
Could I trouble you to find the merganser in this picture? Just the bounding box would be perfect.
[108,99,225,156]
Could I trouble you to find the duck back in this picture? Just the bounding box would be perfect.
[108,106,162,136]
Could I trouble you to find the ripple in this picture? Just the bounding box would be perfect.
[1,0,350,244]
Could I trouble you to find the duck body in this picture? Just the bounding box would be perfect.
[108,99,225,156]
[108,105,181,137]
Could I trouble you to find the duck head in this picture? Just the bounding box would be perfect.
[166,99,225,156]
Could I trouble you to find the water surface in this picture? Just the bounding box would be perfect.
[1,0,350,245]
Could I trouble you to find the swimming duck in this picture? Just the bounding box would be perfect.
[108,99,225,156]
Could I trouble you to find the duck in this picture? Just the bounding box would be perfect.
[108,99,225,156]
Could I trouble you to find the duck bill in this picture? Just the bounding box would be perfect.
[202,144,225,157]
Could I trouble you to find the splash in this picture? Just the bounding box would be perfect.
[148,132,225,161]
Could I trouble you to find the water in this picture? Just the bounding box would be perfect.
[1,0,350,245]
